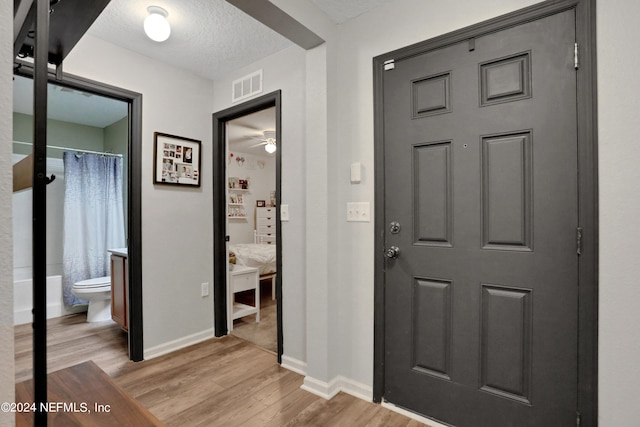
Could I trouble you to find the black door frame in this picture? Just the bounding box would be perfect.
[373,0,597,424]
[212,91,283,363]
[14,64,145,362]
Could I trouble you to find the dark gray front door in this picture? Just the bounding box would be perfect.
[383,9,578,426]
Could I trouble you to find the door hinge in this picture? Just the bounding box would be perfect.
[576,411,582,427]
[384,59,395,71]
[576,227,583,256]
[574,43,579,69]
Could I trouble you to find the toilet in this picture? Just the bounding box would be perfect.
[71,276,112,322]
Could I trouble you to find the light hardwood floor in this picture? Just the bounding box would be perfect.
[15,314,430,426]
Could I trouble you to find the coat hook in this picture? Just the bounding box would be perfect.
[45,174,56,185]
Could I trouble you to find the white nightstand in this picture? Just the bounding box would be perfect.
[228,265,260,331]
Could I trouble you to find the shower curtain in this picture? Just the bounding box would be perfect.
[62,152,126,306]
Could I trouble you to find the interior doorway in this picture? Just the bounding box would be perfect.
[12,66,144,362]
[212,91,283,362]
[226,107,277,352]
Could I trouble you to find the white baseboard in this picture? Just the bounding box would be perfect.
[14,308,35,325]
[300,375,373,401]
[144,328,215,360]
[301,375,342,399]
[381,401,451,427]
[295,374,446,426]
[337,376,373,401]
[280,355,307,376]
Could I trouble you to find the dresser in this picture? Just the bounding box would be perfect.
[255,207,276,244]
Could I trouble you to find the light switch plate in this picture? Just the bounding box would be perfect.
[201,282,209,297]
[347,202,370,222]
[281,204,289,221]
[350,162,362,183]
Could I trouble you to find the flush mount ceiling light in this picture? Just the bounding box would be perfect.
[144,6,171,42]
[263,130,277,154]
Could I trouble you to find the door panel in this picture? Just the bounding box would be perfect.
[480,285,532,404]
[412,278,452,379]
[383,9,578,427]
[481,131,532,250]
[413,142,453,246]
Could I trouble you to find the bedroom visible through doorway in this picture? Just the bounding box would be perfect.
[226,107,278,352]
[212,90,283,362]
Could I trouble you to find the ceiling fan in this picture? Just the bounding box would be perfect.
[249,130,277,153]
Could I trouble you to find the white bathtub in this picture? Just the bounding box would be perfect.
[13,275,84,325]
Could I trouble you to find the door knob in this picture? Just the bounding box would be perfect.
[386,246,400,259]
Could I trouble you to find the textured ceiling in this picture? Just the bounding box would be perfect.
[13,0,394,128]
[309,0,396,24]
[85,0,395,81]
[86,0,294,81]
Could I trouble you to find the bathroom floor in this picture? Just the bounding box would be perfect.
[14,313,127,383]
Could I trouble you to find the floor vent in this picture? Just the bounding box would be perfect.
[232,70,263,103]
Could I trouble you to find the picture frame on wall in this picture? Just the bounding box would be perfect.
[153,132,201,187]
[256,200,266,207]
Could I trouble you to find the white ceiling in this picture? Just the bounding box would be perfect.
[86,0,294,82]
[85,0,396,81]
[309,0,396,24]
[13,0,394,128]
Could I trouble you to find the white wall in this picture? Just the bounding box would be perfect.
[597,1,640,426]
[212,46,308,364]
[305,41,334,386]
[0,0,15,424]
[63,35,216,354]
[227,151,276,243]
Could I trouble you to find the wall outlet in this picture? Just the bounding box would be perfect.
[201,282,209,297]
[347,202,371,222]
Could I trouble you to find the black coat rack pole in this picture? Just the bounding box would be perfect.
[33,0,49,425]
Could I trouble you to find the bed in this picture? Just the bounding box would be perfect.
[229,237,277,299]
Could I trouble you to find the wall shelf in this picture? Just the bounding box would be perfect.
[228,177,249,219]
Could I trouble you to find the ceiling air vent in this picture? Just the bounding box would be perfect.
[232,70,263,103]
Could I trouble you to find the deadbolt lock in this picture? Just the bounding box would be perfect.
[390,221,401,234]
